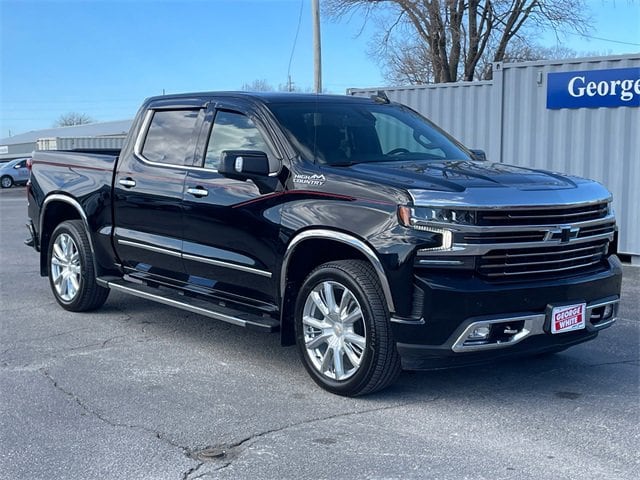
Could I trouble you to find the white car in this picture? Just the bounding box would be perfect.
[0,158,30,188]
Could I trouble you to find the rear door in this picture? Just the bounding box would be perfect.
[113,99,206,284]
[181,100,283,306]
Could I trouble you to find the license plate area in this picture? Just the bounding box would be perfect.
[550,303,586,334]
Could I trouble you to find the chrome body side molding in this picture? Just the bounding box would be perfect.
[182,253,272,278]
[116,239,273,278]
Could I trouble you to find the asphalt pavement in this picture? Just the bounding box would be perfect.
[1,186,638,480]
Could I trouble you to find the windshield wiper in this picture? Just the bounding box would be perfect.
[326,160,358,167]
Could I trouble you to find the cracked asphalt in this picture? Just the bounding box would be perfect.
[1,186,639,479]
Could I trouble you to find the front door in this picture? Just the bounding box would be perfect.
[181,103,283,307]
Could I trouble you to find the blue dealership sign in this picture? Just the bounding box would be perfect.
[547,67,640,109]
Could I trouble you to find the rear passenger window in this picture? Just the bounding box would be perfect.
[141,110,200,165]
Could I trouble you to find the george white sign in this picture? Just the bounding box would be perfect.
[551,304,586,334]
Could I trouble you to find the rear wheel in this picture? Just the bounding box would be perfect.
[48,220,109,311]
[295,260,401,396]
[1,176,13,188]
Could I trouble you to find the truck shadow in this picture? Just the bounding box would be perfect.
[98,290,638,405]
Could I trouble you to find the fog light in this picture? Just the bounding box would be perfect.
[467,325,491,341]
[602,304,614,320]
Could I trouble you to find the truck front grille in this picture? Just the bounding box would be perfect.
[477,239,609,280]
[476,202,609,226]
[414,200,615,282]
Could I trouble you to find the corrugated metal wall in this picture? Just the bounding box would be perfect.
[348,54,640,258]
[498,57,640,260]
[54,136,126,150]
[36,136,126,151]
[0,142,36,161]
[348,81,498,160]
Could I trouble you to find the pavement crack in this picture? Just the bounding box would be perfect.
[586,359,639,367]
[4,326,93,345]
[190,399,433,471]
[101,335,126,348]
[212,462,232,472]
[237,400,422,448]
[181,462,203,480]
[40,368,188,453]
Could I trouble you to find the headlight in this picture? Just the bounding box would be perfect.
[398,206,456,250]
[398,206,476,227]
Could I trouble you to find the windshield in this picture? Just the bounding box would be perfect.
[269,101,471,166]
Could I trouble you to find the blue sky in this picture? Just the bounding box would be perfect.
[1,0,639,138]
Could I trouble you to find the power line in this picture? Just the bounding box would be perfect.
[559,29,640,47]
[287,0,305,92]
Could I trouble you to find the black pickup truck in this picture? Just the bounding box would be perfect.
[26,92,622,396]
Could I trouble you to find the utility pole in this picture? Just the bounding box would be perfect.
[312,0,322,93]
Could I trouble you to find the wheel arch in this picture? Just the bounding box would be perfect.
[279,229,396,346]
[39,194,95,276]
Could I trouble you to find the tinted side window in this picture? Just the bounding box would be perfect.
[141,110,200,165]
[204,111,270,170]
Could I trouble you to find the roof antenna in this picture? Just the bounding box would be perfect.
[371,90,390,104]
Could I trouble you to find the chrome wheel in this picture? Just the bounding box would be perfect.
[302,281,367,381]
[50,232,82,302]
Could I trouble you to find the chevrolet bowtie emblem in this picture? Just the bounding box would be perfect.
[548,226,580,243]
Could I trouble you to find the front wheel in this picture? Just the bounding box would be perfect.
[295,260,401,396]
[1,176,13,188]
[48,220,109,311]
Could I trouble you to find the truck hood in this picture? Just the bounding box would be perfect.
[330,160,611,207]
[347,160,576,192]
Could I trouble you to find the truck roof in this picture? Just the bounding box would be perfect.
[145,91,378,105]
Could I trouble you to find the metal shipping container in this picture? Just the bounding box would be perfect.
[37,136,126,151]
[348,54,640,262]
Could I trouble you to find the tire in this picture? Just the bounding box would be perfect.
[48,220,109,311]
[1,176,13,188]
[295,260,402,396]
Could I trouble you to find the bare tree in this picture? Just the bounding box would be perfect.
[240,79,325,93]
[54,112,94,127]
[326,0,593,83]
[240,79,276,92]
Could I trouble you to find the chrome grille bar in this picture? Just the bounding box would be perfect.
[477,238,608,279]
[480,259,603,277]
[413,199,615,281]
[480,251,605,269]
[477,202,609,226]
[482,243,606,260]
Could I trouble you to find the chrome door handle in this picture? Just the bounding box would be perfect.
[187,187,209,198]
[119,178,136,188]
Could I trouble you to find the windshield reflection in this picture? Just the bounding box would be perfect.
[269,102,471,166]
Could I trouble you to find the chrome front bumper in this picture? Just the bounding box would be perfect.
[450,297,619,353]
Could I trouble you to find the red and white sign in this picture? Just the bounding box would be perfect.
[551,304,586,334]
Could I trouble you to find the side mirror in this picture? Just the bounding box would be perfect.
[219,150,270,178]
[469,149,486,161]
